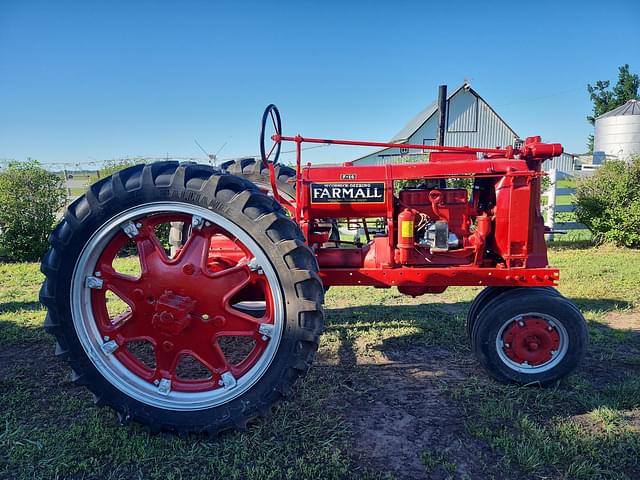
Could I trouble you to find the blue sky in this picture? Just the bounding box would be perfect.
[1,0,639,167]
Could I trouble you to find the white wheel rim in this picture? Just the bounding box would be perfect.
[495,312,569,374]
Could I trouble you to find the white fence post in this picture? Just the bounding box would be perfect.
[545,168,557,241]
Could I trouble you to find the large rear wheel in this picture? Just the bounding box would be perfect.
[40,162,324,433]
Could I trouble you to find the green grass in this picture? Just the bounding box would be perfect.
[1,244,639,479]
[420,448,456,477]
[69,186,87,196]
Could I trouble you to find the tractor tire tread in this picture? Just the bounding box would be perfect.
[221,158,296,200]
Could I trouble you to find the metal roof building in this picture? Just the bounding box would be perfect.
[353,83,575,174]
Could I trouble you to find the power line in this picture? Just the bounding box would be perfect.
[494,87,583,108]
[1,142,333,171]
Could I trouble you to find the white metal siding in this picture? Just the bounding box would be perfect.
[411,116,438,146]
[447,89,477,132]
[543,153,575,174]
[441,99,516,149]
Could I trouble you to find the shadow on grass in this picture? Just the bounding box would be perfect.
[326,297,630,353]
[547,239,595,251]
[0,300,42,314]
[570,297,631,312]
[325,298,640,409]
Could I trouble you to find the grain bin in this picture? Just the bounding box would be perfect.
[593,99,640,163]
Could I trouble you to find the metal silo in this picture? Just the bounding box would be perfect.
[593,99,640,163]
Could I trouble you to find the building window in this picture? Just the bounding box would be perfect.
[423,138,436,152]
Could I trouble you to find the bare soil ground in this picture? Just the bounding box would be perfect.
[318,301,524,480]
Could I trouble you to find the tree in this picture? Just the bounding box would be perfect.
[586,64,639,152]
[0,160,66,261]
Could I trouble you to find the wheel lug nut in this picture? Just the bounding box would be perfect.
[162,341,174,351]
[133,288,144,300]
[213,315,225,324]
[202,314,210,321]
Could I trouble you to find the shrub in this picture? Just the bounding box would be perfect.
[574,156,640,247]
[0,160,66,261]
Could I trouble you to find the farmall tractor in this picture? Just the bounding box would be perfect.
[40,105,588,434]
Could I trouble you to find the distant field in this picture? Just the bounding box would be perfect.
[1,244,639,479]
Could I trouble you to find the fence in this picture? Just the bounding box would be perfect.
[543,168,587,241]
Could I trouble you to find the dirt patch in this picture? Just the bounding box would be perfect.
[582,308,640,383]
[603,309,640,331]
[319,344,525,480]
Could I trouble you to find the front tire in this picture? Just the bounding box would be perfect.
[471,289,587,385]
[40,162,324,434]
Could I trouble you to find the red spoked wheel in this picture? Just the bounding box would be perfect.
[74,204,286,411]
[89,211,276,398]
[497,315,566,372]
[471,289,587,385]
[41,163,324,433]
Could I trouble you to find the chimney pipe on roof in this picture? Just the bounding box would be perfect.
[436,85,447,146]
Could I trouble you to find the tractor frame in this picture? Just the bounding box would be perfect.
[259,104,562,295]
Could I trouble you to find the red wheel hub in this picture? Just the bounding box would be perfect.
[90,213,275,393]
[152,291,196,335]
[502,317,560,366]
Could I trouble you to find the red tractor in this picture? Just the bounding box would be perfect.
[40,105,587,434]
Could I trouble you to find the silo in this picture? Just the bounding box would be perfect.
[593,99,640,163]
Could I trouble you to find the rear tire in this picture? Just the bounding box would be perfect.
[221,158,296,203]
[40,162,324,434]
[471,289,587,385]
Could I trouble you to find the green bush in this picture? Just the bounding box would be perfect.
[0,160,66,261]
[575,156,640,247]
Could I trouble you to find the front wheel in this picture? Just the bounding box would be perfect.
[40,162,324,434]
[471,289,587,385]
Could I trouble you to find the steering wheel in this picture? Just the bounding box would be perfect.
[260,104,282,167]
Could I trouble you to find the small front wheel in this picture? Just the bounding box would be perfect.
[471,289,587,385]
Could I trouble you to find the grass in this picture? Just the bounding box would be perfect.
[420,449,456,477]
[1,244,639,479]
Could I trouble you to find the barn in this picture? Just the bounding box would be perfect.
[352,82,575,174]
